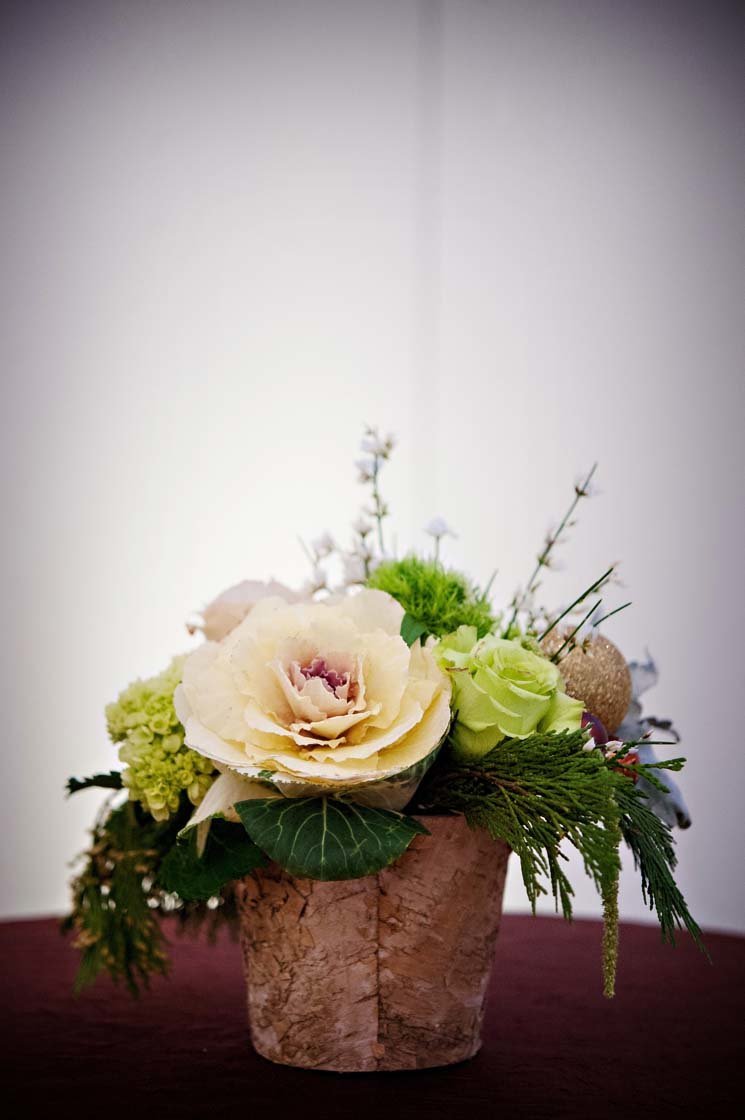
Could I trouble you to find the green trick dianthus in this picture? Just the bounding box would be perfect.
[367,555,496,640]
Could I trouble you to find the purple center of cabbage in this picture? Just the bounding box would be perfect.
[300,657,350,697]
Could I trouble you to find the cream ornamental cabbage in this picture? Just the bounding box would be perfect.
[175,589,452,815]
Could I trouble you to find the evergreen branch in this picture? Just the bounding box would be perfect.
[418,731,621,929]
[613,778,708,958]
[615,740,685,753]
[63,795,238,995]
[417,729,702,994]
[608,744,686,792]
[624,757,686,793]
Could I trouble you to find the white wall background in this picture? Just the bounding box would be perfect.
[2,0,743,931]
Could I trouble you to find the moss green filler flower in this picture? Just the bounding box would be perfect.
[437,627,584,761]
[367,555,495,640]
[106,657,215,820]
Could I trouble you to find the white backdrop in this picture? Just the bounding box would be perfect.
[2,0,743,932]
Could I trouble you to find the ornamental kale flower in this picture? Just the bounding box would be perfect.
[105,656,215,820]
[437,626,584,761]
[174,590,451,811]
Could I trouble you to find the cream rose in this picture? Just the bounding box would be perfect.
[174,589,451,812]
[189,579,303,642]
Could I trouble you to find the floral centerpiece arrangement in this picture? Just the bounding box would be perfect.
[66,428,704,1072]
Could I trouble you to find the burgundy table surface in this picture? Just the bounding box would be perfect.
[3,914,742,1118]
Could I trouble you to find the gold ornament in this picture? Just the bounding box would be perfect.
[541,632,632,735]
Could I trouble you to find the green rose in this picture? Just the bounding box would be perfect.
[437,626,584,761]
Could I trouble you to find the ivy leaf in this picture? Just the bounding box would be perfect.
[66,771,123,796]
[158,818,266,901]
[400,613,428,647]
[235,796,428,881]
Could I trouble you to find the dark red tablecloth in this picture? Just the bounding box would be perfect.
[3,915,742,1118]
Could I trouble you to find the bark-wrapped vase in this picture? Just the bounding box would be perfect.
[235,814,511,1072]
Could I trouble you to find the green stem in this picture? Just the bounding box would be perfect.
[549,599,602,661]
[371,460,385,554]
[538,566,614,642]
[505,463,597,634]
[592,601,631,628]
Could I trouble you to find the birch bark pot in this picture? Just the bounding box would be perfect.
[235,814,511,1072]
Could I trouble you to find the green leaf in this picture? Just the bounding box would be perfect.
[66,771,123,796]
[158,818,266,901]
[236,796,429,881]
[400,613,428,647]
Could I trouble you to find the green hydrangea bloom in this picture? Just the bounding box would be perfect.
[436,626,584,762]
[105,656,215,821]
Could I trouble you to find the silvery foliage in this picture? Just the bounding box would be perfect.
[616,655,691,830]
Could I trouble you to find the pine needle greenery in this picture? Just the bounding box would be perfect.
[367,555,496,640]
[614,774,707,956]
[63,794,237,996]
[416,730,704,996]
[418,730,620,916]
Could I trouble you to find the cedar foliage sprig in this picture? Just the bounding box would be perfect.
[417,730,621,921]
[612,776,707,956]
[63,794,237,995]
[417,730,706,995]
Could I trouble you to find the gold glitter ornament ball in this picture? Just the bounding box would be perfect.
[542,633,632,735]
